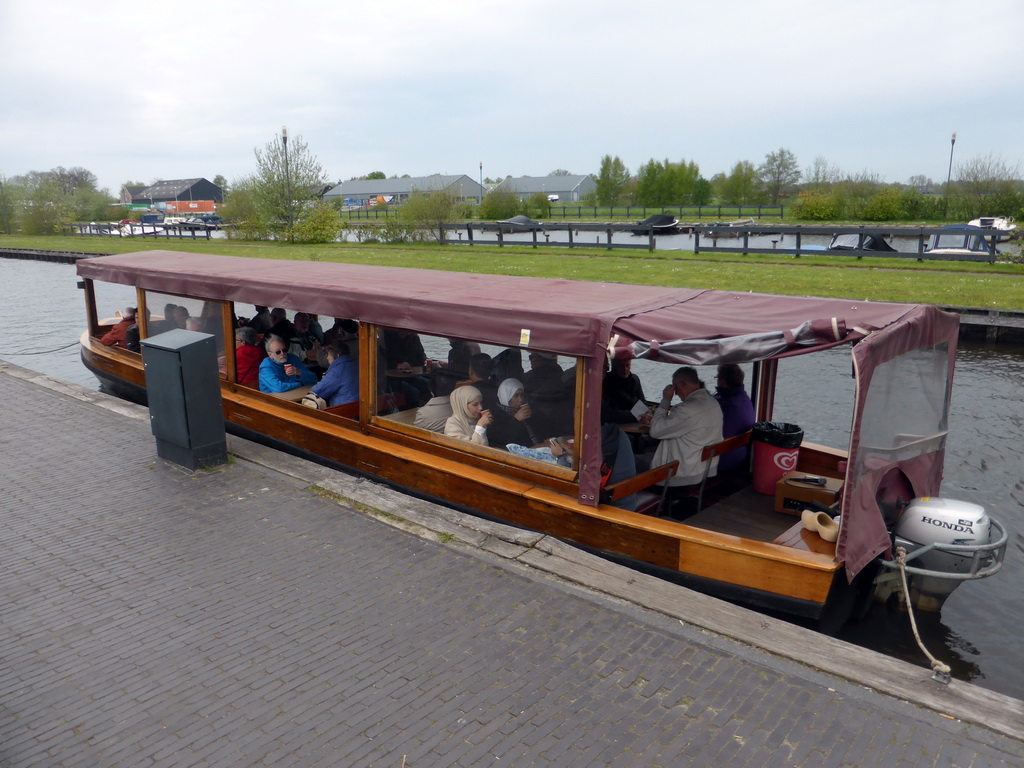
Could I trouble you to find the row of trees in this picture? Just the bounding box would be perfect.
[592,149,1023,222]
[0,167,117,235]
[593,149,802,208]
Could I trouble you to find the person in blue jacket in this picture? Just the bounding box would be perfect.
[259,334,317,393]
[310,337,359,406]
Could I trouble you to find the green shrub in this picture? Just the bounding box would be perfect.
[524,192,552,219]
[791,192,840,220]
[291,202,342,243]
[479,189,522,220]
[861,188,904,221]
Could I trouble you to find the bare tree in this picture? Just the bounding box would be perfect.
[804,156,841,191]
[954,154,1021,218]
[757,148,801,204]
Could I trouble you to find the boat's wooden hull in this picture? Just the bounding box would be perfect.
[81,336,844,620]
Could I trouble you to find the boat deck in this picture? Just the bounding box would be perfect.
[688,485,837,557]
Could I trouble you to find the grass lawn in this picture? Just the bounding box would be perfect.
[4,233,1023,310]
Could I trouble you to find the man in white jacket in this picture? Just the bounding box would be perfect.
[649,366,723,518]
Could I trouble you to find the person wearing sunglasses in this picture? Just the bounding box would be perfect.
[259,334,317,394]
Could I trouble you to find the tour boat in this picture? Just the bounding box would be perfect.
[77,250,1006,631]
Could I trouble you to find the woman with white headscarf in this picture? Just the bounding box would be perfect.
[444,385,492,446]
[487,378,544,449]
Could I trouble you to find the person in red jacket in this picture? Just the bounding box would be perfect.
[234,325,264,385]
[100,307,136,348]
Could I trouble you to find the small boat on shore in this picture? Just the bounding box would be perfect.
[924,225,1002,260]
[968,216,1016,240]
[702,218,756,238]
[77,250,1007,632]
[630,214,682,236]
[485,215,543,234]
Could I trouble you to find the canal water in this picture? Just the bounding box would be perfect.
[2,257,1021,700]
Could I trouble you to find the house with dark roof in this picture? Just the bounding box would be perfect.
[491,175,596,203]
[130,178,224,213]
[323,175,484,206]
[119,185,146,206]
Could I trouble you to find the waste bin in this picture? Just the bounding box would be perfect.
[751,421,803,495]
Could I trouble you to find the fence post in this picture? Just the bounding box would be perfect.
[467,223,474,245]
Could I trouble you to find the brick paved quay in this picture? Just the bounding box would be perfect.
[2,362,1022,768]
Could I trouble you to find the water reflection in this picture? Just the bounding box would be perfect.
[1,257,1020,698]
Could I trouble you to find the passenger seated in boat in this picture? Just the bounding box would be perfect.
[602,358,651,425]
[384,328,431,406]
[100,307,136,348]
[446,337,480,378]
[259,335,317,394]
[320,318,358,368]
[456,353,498,408]
[601,422,638,512]
[488,378,542,450]
[492,348,524,383]
[649,366,723,518]
[234,326,264,386]
[292,312,324,375]
[266,307,296,344]
[310,337,358,407]
[414,373,456,433]
[172,305,190,330]
[444,385,492,446]
[148,303,178,334]
[246,306,273,333]
[714,363,755,472]
[522,352,574,439]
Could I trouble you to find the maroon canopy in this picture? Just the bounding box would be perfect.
[78,250,920,361]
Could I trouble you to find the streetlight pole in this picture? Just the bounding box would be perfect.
[944,131,956,220]
[479,161,483,206]
[282,125,293,239]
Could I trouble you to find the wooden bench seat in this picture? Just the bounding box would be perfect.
[691,430,752,510]
[602,461,679,517]
[324,401,359,419]
[379,407,419,426]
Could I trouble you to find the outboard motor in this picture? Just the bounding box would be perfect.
[886,497,1006,612]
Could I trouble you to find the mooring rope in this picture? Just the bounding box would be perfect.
[2,341,81,356]
[895,546,952,684]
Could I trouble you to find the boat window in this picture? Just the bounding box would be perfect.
[856,342,951,472]
[374,327,579,470]
[92,281,141,348]
[142,291,227,376]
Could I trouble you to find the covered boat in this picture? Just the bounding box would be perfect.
[485,214,543,234]
[631,214,682,236]
[77,250,1005,629]
[924,225,1001,260]
[827,233,898,252]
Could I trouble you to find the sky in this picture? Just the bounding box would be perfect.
[1,0,1022,196]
